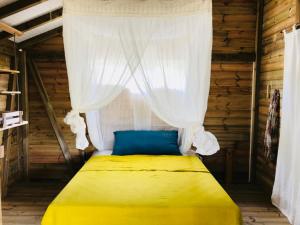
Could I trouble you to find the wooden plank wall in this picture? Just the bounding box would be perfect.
[206,62,253,181]
[0,52,10,185]
[0,40,21,190]
[28,59,81,179]
[192,0,256,181]
[256,0,297,192]
[26,0,257,181]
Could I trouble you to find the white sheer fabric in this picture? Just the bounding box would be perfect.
[63,15,132,149]
[63,0,219,155]
[126,12,218,154]
[86,88,176,153]
[272,27,300,225]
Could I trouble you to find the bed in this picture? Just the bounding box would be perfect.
[42,155,241,225]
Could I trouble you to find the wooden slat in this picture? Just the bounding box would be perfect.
[0,91,21,95]
[27,58,73,171]
[0,68,20,74]
[0,22,23,37]
[212,53,256,62]
[20,51,29,179]
[250,0,265,183]
[2,73,17,197]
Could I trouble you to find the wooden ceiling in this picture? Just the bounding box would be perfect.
[0,0,62,44]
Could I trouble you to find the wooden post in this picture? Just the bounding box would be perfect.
[19,50,29,179]
[2,49,19,196]
[2,73,17,197]
[0,194,2,225]
[0,181,1,225]
[27,58,73,171]
[296,0,300,24]
[225,149,233,187]
[249,0,264,183]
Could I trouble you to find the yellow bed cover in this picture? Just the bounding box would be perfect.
[42,155,241,225]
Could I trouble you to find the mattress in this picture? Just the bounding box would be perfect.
[42,155,241,225]
[92,149,112,156]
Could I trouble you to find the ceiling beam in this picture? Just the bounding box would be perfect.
[249,0,264,183]
[28,50,255,63]
[0,8,62,40]
[0,0,46,19]
[0,21,23,36]
[212,53,256,62]
[18,26,62,49]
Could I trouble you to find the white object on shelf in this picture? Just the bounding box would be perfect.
[1,111,23,128]
[0,121,28,131]
[0,91,21,95]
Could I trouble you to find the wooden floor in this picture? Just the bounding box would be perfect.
[2,182,291,225]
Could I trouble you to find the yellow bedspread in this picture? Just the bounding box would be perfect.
[42,155,241,225]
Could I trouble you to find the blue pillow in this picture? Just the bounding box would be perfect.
[112,130,181,156]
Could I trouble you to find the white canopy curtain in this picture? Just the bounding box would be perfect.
[63,0,220,155]
[272,27,300,225]
[86,87,177,153]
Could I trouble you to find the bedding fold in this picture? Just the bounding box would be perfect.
[81,155,209,172]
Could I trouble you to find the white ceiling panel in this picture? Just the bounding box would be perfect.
[9,16,62,43]
[1,0,63,26]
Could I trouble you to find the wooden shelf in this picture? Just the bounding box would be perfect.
[0,121,28,131]
[0,69,20,74]
[0,91,21,95]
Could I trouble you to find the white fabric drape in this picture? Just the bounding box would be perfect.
[63,14,133,149]
[63,0,219,155]
[272,27,300,225]
[86,88,176,153]
[126,12,218,154]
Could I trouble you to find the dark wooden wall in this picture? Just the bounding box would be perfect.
[206,62,253,181]
[25,0,257,181]
[28,58,81,179]
[209,0,256,183]
[0,40,22,192]
[255,0,297,192]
